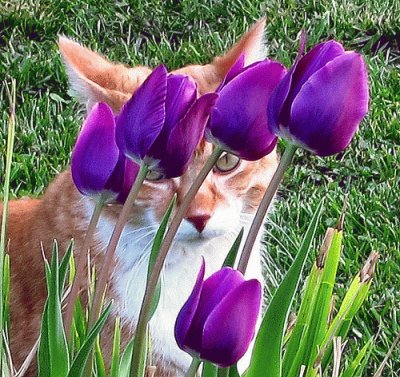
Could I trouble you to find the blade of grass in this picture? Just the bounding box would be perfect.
[110,317,121,377]
[341,337,373,377]
[245,200,323,377]
[47,242,70,376]
[304,228,342,372]
[372,332,400,377]
[59,241,74,298]
[95,339,106,377]
[147,196,176,320]
[283,228,334,375]
[118,338,135,377]
[222,228,244,268]
[67,303,112,377]
[0,79,16,375]
[320,252,378,369]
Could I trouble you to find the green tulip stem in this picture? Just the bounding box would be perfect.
[88,162,149,329]
[218,367,230,377]
[130,146,223,377]
[185,358,201,377]
[237,143,297,274]
[65,196,105,340]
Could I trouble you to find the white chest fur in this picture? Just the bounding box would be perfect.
[92,206,263,374]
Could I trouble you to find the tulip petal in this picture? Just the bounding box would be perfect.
[116,159,140,203]
[185,268,244,352]
[116,65,167,161]
[175,259,205,352]
[200,279,262,367]
[216,54,245,92]
[152,93,218,178]
[279,41,345,126]
[289,52,369,156]
[71,103,119,197]
[209,60,284,160]
[164,74,197,132]
[268,65,295,135]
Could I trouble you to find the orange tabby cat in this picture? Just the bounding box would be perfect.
[1,19,278,376]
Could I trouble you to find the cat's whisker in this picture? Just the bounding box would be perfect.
[122,236,156,305]
[128,229,158,245]
[122,224,159,237]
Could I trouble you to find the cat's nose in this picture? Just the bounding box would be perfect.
[186,215,211,233]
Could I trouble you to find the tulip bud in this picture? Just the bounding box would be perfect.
[116,65,218,178]
[268,40,369,156]
[71,103,136,201]
[175,260,262,367]
[207,56,286,160]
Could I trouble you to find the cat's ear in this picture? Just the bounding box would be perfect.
[175,18,267,93]
[213,17,267,73]
[58,36,151,112]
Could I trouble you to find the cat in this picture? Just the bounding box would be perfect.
[1,19,278,376]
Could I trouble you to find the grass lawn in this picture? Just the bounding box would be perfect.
[1,0,399,374]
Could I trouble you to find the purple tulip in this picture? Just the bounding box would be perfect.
[175,260,262,367]
[116,65,218,178]
[206,56,287,160]
[72,103,139,201]
[268,40,369,156]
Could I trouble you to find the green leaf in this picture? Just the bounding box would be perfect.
[148,195,176,278]
[59,240,74,298]
[285,228,342,377]
[341,337,373,377]
[223,228,244,268]
[95,339,106,377]
[47,242,69,377]
[148,195,176,319]
[229,365,240,377]
[202,362,218,377]
[282,261,324,375]
[246,201,323,377]
[110,317,121,377]
[2,255,10,330]
[67,303,112,377]
[305,229,342,370]
[37,300,50,377]
[118,338,135,377]
[71,298,86,355]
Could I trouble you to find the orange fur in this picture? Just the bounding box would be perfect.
[2,19,279,376]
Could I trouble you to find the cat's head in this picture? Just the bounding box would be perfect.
[59,19,278,241]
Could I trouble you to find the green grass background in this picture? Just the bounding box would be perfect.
[0,0,399,374]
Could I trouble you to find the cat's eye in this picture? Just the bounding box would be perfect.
[214,153,241,173]
[146,170,164,181]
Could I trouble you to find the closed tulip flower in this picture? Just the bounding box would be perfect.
[207,55,286,160]
[116,64,218,178]
[175,260,262,367]
[268,40,369,156]
[72,102,138,201]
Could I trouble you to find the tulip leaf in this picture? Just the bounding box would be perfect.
[246,201,323,377]
[67,302,111,377]
[223,228,244,268]
[37,300,51,377]
[118,338,135,377]
[95,339,106,377]
[147,195,176,320]
[202,362,218,377]
[229,365,240,377]
[59,240,74,298]
[110,317,121,377]
[148,195,176,278]
[47,242,70,377]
